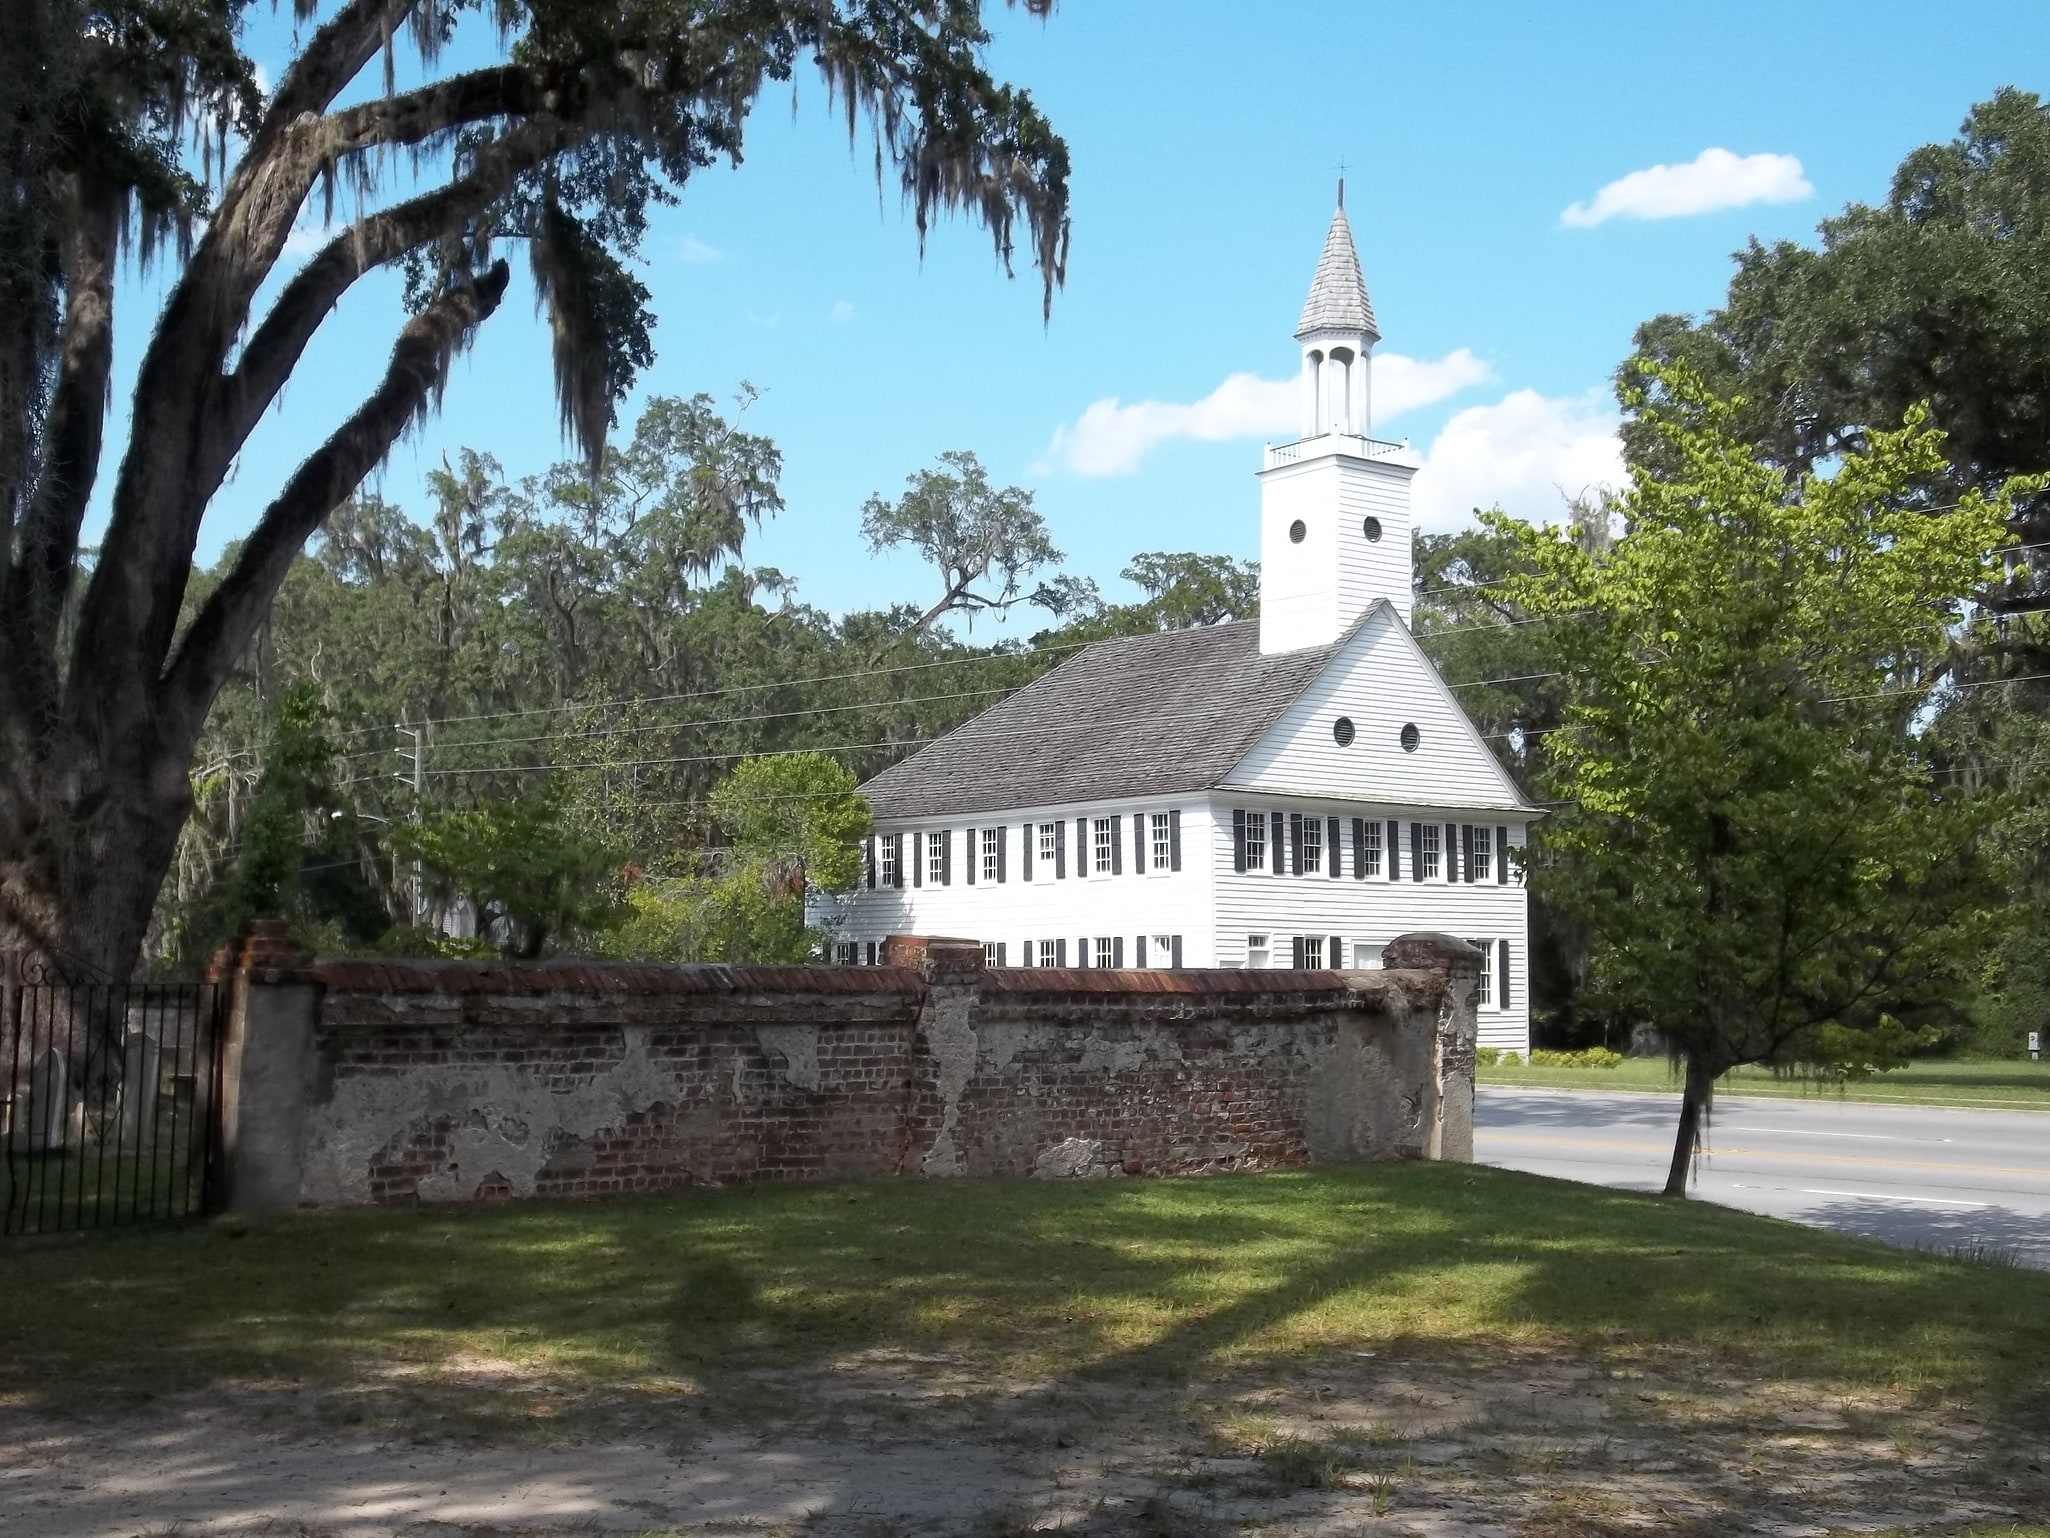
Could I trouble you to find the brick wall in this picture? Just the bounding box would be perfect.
[212,929,1481,1212]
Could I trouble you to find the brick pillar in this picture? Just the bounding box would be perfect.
[1383,932,1483,1162]
[208,921,324,1215]
[881,936,985,1176]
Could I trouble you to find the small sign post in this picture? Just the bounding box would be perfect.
[2031,1030,2042,1062]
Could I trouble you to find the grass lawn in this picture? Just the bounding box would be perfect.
[2,1162,2045,1420]
[5,1164,2048,1536]
[1479,1055,2050,1109]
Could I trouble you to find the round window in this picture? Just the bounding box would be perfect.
[1333,716,1356,747]
[1288,519,1307,544]
[1362,516,1382,542]
[1399,722,1420,753]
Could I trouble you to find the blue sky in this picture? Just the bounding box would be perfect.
[106,0,2050,634]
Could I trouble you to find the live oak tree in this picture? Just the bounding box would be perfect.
[1496,368,2034,1196]
[0,0,1070,982]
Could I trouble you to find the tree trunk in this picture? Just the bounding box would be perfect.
[1662,1051,1715,1197]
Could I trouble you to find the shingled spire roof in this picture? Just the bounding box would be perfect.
[1294,200,1379,342]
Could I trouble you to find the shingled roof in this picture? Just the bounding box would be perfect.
[861,619,1338,820]
[1295,204,1379,341]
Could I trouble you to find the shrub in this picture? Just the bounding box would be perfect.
[1475,1047,1501,1067]
[1527,1047,1624,1069]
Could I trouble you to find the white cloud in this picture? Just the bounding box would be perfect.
[1039,348,1492,477]
[829,300,857,323]
[1561,148,1812,228]
[1411,388,1625,533]
[281,218,334,258]
[679,234,724,264]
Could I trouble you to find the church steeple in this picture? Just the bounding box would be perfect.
[1294,195,1379,439]
[1258,195,1419,655]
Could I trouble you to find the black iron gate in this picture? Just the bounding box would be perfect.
[2,963,227,1235]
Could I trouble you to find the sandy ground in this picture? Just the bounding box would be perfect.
[3,1349,2045,1537]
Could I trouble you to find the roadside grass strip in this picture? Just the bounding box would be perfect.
[1477,1056,2050,1110]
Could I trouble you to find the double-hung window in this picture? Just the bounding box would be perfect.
[879,834,901,887]
[1293,935,1326,969]
[1470,939,1494,1005]
[1420,823,1441,880]
[1093,936,1115,968]
[1092,817,1115,874]
[1359,818,1381,876]
[1038,938,1058,969]
[1301,815,1323,874]
[983,941,1007,967]
[1149,812,1171,869]
[1473,826,1493,882]
[981,826,1001,883]
[1246,933,1271,969]
[1037,822,1058,876]
[927,831,947,887]
[835,941,856,965]
[1244,813,1267,872]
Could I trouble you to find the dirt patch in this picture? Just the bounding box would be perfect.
[1,1350,2043,1537]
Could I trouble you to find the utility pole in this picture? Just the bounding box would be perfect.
[396,723,426,928]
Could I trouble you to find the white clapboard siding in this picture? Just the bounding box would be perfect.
[1226,603,1529,811]
[819,800,1221,966]
[1203,796,1530,1051]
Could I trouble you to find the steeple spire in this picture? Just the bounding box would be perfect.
[1295,203,1378,342]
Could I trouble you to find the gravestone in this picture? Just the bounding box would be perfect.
[116,1029,163,1150]
[26,1047,72,1152]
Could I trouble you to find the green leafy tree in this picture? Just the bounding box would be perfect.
[394,784,623,959]
[209,682,337,946]
[1,0,1071,982]
[1495,368,2032,1195]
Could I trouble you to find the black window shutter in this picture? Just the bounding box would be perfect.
[1078,817,1090,873]
[1446,823,1459,882]
[1352,818,1367,880]
[866,837,876,889]
[1330,934,1343,968]
[1136,935,1148,967]
[865,941,877,965]
[912,831,923,888]
[1461,824,1475,883]
[1056,937,1067,967]
[1232,809,1247,872]
[1498,826,1511,885]
[1411,821,1423,882]
[1132,815,1146,874]
[1289,812,1303,876]
[1328,817,1342,879]
[1055,821,1066,879]
[1169,810,1182,871]
[1080,935,1091,966]
[1022,937,1032,966]
[998,827,1008,882]
[1499,939,1512,1007]
[1170,935,1183,968]
[1110,815,1123,875]
[1113,935,1124,967]
[965,828,975,884]
[1291,935,1306,968]
[1271,811,1286,873]
[891,836,904,888]
[1021,825,1033,882]
[1387,818,1400,881]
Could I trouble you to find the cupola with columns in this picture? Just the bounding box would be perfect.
[1258,187,1421,655]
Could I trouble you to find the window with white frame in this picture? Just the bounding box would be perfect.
[1094,936,1115,968]
[1360,818,1382,876]
[1038,938,1057,968]
[984,940,1009,967]
[927,830,946,886]
[981,826,1001,882]
[1473,825,1492,882]
[1037,822,1058,875]
[1149,812,1171,869]
[1295,935,1326,968]
[1470,939,1493,1005]
[1301,815,1322,874]
[1092,817,1115,873]
[835,941,857,965]
[1246,933,1270,969]
[1352,941,1382,969]
[1420,823,1441,880]
[1150,933,1175,966]
[1243,812,1266,873]
[880,834,900,887]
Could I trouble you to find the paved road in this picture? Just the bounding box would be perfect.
[1475,1086,2050,1268]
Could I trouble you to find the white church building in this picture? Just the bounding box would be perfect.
[817,199,1538,1053]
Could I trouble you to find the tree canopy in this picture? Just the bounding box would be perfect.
[1,0,1071,980]
[1497,367,2033,1193]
